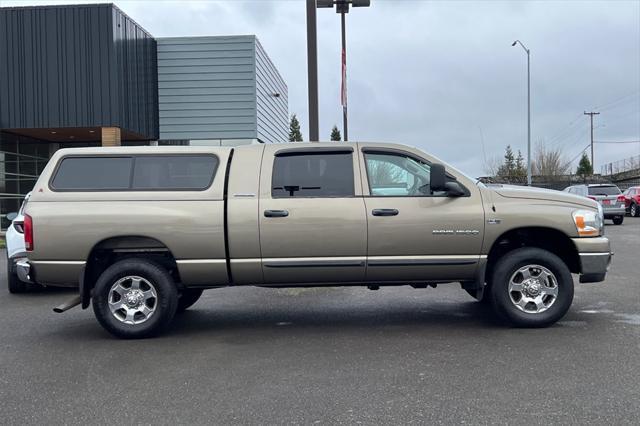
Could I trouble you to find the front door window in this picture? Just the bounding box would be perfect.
[364,152,431,196]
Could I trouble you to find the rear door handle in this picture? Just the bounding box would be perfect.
[372,209,399,217]
[264,209,289,218]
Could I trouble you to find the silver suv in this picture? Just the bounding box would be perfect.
[564,184,625,225]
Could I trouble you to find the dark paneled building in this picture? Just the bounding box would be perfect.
[0,3,158,140]
[0,3,288,229]
[0,4,158,227]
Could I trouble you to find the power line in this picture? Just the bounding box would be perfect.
[592,89,640,111]
[594,140,640,144]
[563,143,591,170]
[545,113,584,147]
[551,125,589,151]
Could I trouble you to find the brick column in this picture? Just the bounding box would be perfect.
[101,127,121,147]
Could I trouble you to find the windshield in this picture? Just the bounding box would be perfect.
[588,186,620,196]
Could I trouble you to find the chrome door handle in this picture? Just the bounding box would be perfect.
[264,209,289,218]
[372,209,399,216]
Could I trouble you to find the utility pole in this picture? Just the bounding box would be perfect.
[584,111,600,170]
[306,0,319,141]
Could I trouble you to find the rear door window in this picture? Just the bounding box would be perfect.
[132,155,217,190]
[51,157,133,190]
[51,155,217,191]
[588,186,621,196]
[272,152,354,197]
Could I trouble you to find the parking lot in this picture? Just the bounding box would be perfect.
[0,218,638,424]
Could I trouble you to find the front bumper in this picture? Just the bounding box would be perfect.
[572,237,612,283]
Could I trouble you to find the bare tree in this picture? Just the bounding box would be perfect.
[368,160,405,186]
[532,141,569,177]
[484,155,502,176]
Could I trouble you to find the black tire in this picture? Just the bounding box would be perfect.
[7,258,28,294]
[177,288,203,312]
[612,216,624,225]
[630,203,638,217]
[92,259,178,339]
[489,247,573,328]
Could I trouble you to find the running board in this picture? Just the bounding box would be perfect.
[53,295,82,313]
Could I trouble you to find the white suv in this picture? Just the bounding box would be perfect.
[6,193,33,293]
[564,184,625,225]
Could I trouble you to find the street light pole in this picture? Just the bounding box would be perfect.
[512,39,532,186]
[306,0,320,141]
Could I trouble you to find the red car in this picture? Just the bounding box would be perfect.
[623,186,640,217]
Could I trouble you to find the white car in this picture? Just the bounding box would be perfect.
[6,193,32,293]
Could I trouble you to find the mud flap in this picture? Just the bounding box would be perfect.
[79,266,91,309]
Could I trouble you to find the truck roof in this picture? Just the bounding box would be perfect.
[50,141,405,156]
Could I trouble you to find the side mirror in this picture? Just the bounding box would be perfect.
[430,163,446,191]
[430,163,466,197]
[444,181,466,197]
[6,212,17,222]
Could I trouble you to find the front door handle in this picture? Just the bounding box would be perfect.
[372,208,399,217]
[264,209,289,218]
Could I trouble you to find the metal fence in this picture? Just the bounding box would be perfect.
[601,154,640,176]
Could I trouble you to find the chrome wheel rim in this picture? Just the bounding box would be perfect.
[508,264,558,314]
[632,204,637,216]
[108,276,157,324]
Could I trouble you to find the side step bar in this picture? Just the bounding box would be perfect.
[53,295,82,313]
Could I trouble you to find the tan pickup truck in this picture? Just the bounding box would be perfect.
[21,142,611,338]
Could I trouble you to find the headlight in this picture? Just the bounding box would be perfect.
[596,203,604,235]
[572,209,603,237]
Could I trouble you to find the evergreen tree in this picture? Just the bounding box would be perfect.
[330,125,342,141]
[576,152,593,176]
[288,114,303,142]
[497,145,517,177]
[515,150,526,178]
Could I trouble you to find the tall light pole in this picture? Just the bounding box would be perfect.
[318,0,370,141]
[306,0,320,141]
[512,39,531,186]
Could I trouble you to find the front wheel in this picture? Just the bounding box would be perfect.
[92,259,178,339]
[489,248,573,328]
[612,216,624,225]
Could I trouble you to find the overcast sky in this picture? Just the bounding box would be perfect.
[3,0,639,176]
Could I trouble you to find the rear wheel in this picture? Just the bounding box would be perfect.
[489,247,573,328]
[612,216,624,225]
[177,288,203,312]
[92,259,178,339]
[630,203,638,217]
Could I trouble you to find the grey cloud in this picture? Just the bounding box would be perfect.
[4,0,639,176]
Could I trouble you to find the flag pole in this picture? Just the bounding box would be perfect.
[341,10,348,142]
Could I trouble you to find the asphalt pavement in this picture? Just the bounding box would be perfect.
[1,218,639,424]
